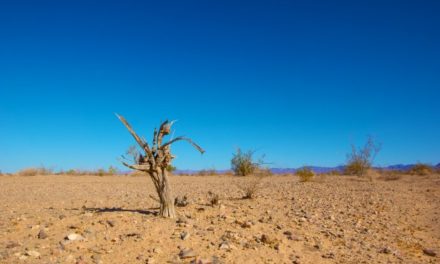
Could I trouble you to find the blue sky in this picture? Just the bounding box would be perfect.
[0,0,439,172]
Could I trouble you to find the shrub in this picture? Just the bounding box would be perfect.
[408,163,433,176]
[345,136,381,177]
[17,167,53,176]
[166,165,177,173]
[207,191,220,206]
[296,167,314,182]
[238,175,266,199]
[108,166,118,175]
[231,148,263,176]
[327,170,341,176]
[197,168,217,176]
[378,172,402,181]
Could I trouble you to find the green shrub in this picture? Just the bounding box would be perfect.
[296,167,314,182]
[166,165,176,173]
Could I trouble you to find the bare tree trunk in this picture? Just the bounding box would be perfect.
[157,169,176,218]
[116,114,204,218]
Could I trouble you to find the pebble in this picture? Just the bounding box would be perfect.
[6,241,20,249]
[37,229,48,239]
[219,241,231,250]
[180,231,190,240]
[26,250,41,258]
[66,233,84,241]
[423,248,437,257]
[283,231,292,236]
[106,220,115,227]
[179,248,197,259]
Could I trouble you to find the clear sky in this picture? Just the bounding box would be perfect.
[1,0,439,172]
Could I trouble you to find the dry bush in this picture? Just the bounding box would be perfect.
[378,171,402,181]
[345,136,381,177]
[207,191,220,206]
[198,169,217,176]
[58,166,120,176]
[328,170,341,176]
[408,163,434,176]
[231,148,263,176]
[17,167,53,176]
[296,167,314,182]
[238,175,266,199]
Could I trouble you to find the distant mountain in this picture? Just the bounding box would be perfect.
[270,166,345,174]
[381,164,415,171]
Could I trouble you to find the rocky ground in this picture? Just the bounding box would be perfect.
[0,174,439,264]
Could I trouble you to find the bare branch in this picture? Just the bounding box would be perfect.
[161,136,205,154]
[120,160,150,172]
[115,113,153,159]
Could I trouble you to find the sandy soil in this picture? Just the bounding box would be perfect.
[0,174,439,264]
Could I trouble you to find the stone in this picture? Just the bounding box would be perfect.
[219,241,231,250]
[37,229,48,239]
[5,241,20,249]
[26,250,40,258]
[180,231,190,240]
[283,231,292,236]
[106,220,115,227]
[66,233,84,241]
[176,217,188,224]
[91,254,102,264]
[175,196,189,207]
[240,221,252,228]
[423,248,436,257]
[179,248,197,259]
[379,246,392,254]
[322,252,335,259]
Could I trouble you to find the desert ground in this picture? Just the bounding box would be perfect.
[0,174,439,264]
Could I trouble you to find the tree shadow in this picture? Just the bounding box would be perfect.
[84,207,159,216]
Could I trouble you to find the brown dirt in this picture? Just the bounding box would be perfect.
[0,174,439,264]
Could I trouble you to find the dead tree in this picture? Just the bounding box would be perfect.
[116,114,204,218]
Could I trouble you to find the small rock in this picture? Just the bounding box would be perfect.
[180,231,190,240]
[66,233,84,241]
[176,217,188,224]
[322,252,335,259]
[91,254,102,264]
[261,234,272,244]
[106,220,115,227]
[423,248,437,257]
[179,248,197,259]
[37,229,48,239]
[6,241,20,249]
[283,231,292,236]
[175,196,189,207]
[219,241,231,250]
[191,257,212,264]
[26,250,40,258]
[240,221,252,228]
[379,246,392,254]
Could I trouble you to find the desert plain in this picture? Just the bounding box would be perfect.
[0,174,439,264]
